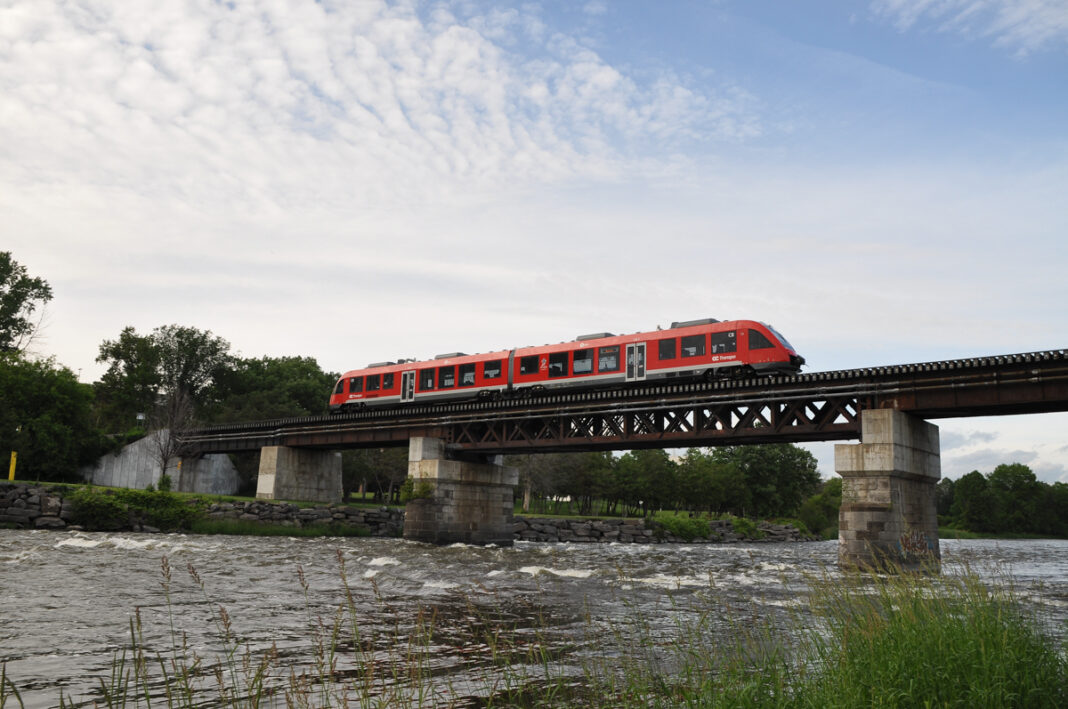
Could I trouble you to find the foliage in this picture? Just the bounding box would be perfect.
[69,486,129,531]
[650,511,710,541]
[946,463,1068,536]
[398,476,434,503]
[797,476,842,539]
[69,486,203,531]
[343,447,408,503]
[204,355,338,423]
[728,515,763,539]
[0,252,53,354]
[0,354,107,482]
[710,443,821,518]
[94,324,233,433]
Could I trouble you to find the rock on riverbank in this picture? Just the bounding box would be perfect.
[1,482,813,543]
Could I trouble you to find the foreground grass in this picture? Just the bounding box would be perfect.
[1,554,1064,709]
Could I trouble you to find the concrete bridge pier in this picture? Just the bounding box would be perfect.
[835,409,941,570]
[403,437,518,546]
[256,446,343,503]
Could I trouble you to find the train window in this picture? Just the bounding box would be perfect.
[383,373,394,389]
[483,360,503,379]
[438,366,456,389]
[749,329,774,350]
[710,331,737,353]
[598,345,620,372]
[519,355,539,375]
[573,349,593,374]
[419,369,435,391]
[658,338,677,360]
[681,335,706,358]
[367,374,381,391]
[459,363,476,386]
[548,352,568,378]
[334,380,344,394]
[349,376,364,392]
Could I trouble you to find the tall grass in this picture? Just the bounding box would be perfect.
[2,557,1064,708]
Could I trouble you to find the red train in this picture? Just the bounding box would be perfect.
[328,318,804,411]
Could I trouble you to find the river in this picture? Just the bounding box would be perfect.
[1,530,1066,707]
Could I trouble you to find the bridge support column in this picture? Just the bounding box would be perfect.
[256,446,343,503]
[835,409,941,571]
[403,437,518,546]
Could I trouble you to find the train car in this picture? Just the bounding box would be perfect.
[328,318,803,412]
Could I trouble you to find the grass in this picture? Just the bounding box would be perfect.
[1,554,1064,709]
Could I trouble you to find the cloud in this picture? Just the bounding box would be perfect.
[0,0,750,216]
[941,429,999,451]
[870,0,1068,54]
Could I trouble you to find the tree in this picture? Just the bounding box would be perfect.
[0,252,53,354]
[710,444,820,518]
[950,470,995,532]
[205,355,338,423]
[987,462,1042,533]
[0,354,105,481]
[93,327,161,432]
[95,324,232,482]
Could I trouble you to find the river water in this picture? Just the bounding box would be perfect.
[1,530,1066,707]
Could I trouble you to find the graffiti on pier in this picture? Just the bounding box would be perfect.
[897,529,935,561]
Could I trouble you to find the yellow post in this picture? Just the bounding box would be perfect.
[8,451,16,481]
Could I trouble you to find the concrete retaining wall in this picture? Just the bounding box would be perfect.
[79,430,240,495]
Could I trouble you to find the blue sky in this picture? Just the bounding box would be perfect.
[3,0,1066,482]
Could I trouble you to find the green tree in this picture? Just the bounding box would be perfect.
[798,476,843,539]
[0,354,105,481]
[556,451,614,515]
[93,327,161,432]
[0,252,53,354]
[987,462,1042,533]
[205,355,338,423]
[950,470,995,532]
[710,443,820,517]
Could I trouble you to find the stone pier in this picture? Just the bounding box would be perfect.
[256,446,343,503]
[835,409,941,570]
[403,437,518,546]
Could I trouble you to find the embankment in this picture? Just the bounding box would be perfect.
[0,481,812,543]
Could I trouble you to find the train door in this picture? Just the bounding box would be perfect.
[626,343,647,382]
[401,371,416,403]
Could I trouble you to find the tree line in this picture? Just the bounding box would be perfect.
[937,463,1068,537]
[2,251,1065,538]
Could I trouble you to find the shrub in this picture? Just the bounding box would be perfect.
[653,513,710,541]
[69,486,128,531]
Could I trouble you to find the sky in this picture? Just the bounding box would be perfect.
[3,0,1067,482]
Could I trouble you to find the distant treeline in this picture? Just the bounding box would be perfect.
[938,463,1068,537]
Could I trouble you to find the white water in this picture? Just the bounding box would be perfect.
[0,531,1065,707]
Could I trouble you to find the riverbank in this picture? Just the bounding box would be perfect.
[0,481,812,543]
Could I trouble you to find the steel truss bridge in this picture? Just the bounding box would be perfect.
[179,350,1068,456]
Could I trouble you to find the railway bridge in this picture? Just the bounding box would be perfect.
[179,349,1068,569]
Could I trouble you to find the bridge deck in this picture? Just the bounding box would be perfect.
[179,349,1068,455]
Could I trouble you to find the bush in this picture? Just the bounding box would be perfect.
[70,486,202,531]
[653,513,710,541]
[729,515,764,539]
[70,486,128,531]
[399,476,434,502]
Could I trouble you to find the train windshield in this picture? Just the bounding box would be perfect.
[763,324,796,351]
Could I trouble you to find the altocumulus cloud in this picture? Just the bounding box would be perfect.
[0,0,750,216]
